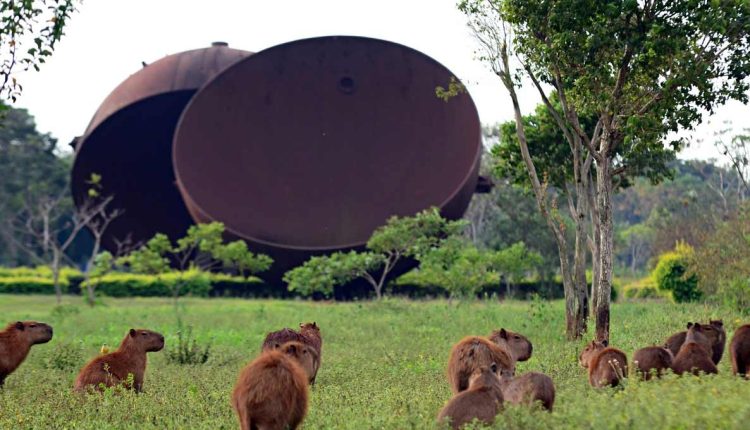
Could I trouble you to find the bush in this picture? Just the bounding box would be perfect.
[0,276,69,294]
[652,242,701,303]
[95,270,212,298]
[623,277,664,300]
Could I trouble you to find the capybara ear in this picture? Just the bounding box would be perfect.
[312,322,317,328]
[129,329,137,337]
[490,362,498,374]
[601,339,609,347]
[499,328,508,339]
[15,321,24,331]
[711,320,723,327]
[687,322,693,329]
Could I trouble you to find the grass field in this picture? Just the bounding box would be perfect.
[1,294,749,429]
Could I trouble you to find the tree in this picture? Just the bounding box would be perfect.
[618,223,653,277]
[489,242,543,298]
[417,237,498,300]
[715,124,750,197]
[117,222,273,305]
[80,182,123,306]
[1,0,79,103]
[284,208,466,299]
[9,189,106,304]
[460,0,750,340]
[0,103,74,266]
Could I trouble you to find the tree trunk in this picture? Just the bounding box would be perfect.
[588,174,601,317]
[84,240,101,307]
[573,177,590,336]
[594,156,614,341]
[504,73,585,339]
[52,251,62,305]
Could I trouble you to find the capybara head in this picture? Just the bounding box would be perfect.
[276,341,317,381]
[299,322,320,334]
[579,339,607,368]
[685,322,710,345]
[490,328,533,362]
[127,329,165,352]
[11,321,53,345]
[468,363,502,390]
[699,320,725,345]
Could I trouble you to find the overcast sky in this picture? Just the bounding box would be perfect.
[14,0,750,163]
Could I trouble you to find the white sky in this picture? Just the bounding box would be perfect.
[14,0,750,163]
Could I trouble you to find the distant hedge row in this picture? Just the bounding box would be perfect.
[0,266,566,300]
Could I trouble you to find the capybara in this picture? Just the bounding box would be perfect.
[730,324,750,377]
[437,364,504,429]
[232,350,309,430]
[664,319,725,364]
[268,341,319,385]
[447,336,514,394]
[633,346,673,380]
[74,328,164,392]
[579,339,628,388]
[488,328,533,362]
[262,322,322,384]
[672,322,718,376]
[0,321,53,386]
[500,372,555,411]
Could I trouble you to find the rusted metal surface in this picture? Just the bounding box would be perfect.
[71,44,252,251]
[173,36,482,279]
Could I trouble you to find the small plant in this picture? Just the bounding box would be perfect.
[45,341,83,371]
[166,319,211,365]
[49,304,80,320]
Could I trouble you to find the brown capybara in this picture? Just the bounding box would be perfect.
[437,364,504,429]
[500,372,555,411]
[262,322,322,384]
[488,328,533,362]
[0,321,53,387]
[633,346,673,380]
[579,339,628,388]
[664,319,725,364]
[447,336,514,394]
[267,341,319,385]
[232,350,308,430]
[74,329,164,393]
[730,324,750,377]
[672,322,718,376]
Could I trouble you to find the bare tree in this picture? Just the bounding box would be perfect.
[81,195,123,306]
[10,190,102,304]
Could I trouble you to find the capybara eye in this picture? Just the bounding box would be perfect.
[141,332,147,336]
[514,335,520,340]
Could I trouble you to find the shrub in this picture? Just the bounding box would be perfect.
[717,278,750,314]
[652,242,701,303]
[95,270,212,298]
[623,277,664,300]
[0,276,69,294]
[166,322,211,365]
[45,341,84,371]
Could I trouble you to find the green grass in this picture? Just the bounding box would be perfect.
[1,294,749,429]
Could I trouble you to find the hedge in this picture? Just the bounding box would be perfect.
[0,276,70,294]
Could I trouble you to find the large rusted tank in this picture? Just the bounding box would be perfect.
[71,43,252,251]
[173,36,482,280]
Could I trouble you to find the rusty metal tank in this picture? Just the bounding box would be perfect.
[71,43,252,251]
[173,36,482,280]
